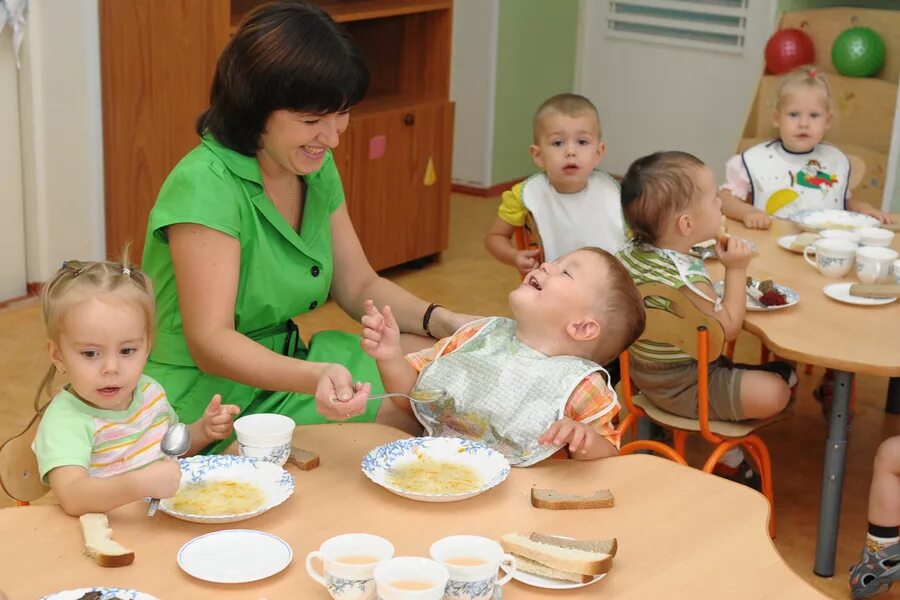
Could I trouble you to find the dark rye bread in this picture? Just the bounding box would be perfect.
[529,533,618,557]
[287,445,320,470]
[530,486,614,509]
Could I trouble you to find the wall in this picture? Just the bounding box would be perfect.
[0,27,26,300]
[491,0,580,186]
[450,0,498,188]
[18,0,105,283]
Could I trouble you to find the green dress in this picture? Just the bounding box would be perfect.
[142,135,383,453]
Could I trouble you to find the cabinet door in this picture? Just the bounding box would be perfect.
[345,100,454,271]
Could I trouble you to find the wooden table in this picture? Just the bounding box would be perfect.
[0,424,823,599]
[708,219,900,577]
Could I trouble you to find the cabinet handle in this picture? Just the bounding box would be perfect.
[403,113,415,126]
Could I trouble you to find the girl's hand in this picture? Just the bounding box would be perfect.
[142,458,182,499]
[360,300,403,360]
[201,394,240,441]
[514,249,541,272]
[717,236,753,272]
[315,363,371,420]
[540,417,596,454]
[742,210,772,230]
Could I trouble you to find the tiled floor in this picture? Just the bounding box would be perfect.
[1,193,898,599]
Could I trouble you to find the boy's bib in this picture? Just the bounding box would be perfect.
[411,317,606,467]
[742,140,849,218]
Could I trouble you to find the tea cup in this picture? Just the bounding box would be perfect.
[819,228,860,244]
[306,533,396,600]
[234,413,295,466]
[858,227,895,248]
[895,259,900,284]
[374,557,450,600]
[803,238,856,278]
[855,247,899,284]
[430,535,516,600]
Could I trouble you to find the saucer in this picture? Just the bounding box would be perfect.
[823,282,897,307]
[177,529,292,583]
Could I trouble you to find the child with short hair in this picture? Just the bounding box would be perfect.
[360,247,645,466]
[33,259,240,516]
[850,436,900,599]
[721,66,892,228]
[617,151,794,486]
[485,93,627,272]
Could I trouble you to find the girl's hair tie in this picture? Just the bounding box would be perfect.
[807,68,818,78]
[122,266,132,277]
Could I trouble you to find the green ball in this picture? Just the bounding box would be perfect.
[831,27,886,77]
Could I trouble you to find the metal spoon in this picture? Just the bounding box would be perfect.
[367,388,449,405]
[147,422,191,516]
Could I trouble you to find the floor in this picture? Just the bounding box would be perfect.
[1,192,898,599]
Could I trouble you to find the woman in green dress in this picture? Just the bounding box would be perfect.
[141,0,474,452]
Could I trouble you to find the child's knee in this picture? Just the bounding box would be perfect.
[874,436,900,471]
[741,373,790,418]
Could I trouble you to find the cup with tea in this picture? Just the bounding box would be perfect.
[374,557,450,600]
[429,535,516,600]
[855,247,899,284]
[306,533,395,600]
[803,238,856,278]
[895,258,900,283]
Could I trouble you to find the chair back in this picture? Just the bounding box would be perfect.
[637,282,725,362]
[0,411,48,504]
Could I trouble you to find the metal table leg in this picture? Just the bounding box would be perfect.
[814,370,852,577]
[886,377,900,415]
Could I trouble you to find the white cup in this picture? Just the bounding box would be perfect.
[804,238,856,278]
[858,227,895,248]
[895,258,900,284]
[374,557,450,600]
[234,413,295,466]
[306,534,396,600]
[855,247,899,284]
[819,228,861,244]
[429,535,516,600]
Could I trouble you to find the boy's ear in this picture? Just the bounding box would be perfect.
[594,141,607,166]
[566,317,601,343]
[771,108,780,129]
[675,212,693,236]
[824,111,833,131]
[529,144,544,169]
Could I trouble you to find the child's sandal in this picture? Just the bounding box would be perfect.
[849,542,900,599]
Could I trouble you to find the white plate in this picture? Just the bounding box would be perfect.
[361,437,510,502]
[177,529,293,584]
[158,455,294,523]
[499,545,606,590]
[823,282,898,307]
[791,209,880,232]
[41,589,158,600]
[713,280,799,311]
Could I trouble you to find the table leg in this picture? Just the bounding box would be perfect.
[886,377,900,415]
[814,370,852,577]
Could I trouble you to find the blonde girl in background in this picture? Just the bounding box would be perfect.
[720,66,892,228]
[32,259,239,516]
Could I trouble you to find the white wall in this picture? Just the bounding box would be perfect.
[19,0,104,283]
[0,27,26,300]
[449,0,498,188]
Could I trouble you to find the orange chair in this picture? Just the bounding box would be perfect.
[512,214,544,277]
[616,282,791,538]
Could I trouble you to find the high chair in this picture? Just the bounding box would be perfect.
[617,282,792,538]
[0,410,49,506]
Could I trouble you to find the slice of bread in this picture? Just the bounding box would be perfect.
[512,554,593,583]
[529,533,618,557]
[789,232,818,252]
[79,513,134,567]
[500,533,612,576]
[530,486,614,509]
[287,445,319,470]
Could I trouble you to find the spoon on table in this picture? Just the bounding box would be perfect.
[365,388,450,405]
[147,422,191,517]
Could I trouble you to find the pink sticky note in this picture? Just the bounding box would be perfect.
[368,134,387,160]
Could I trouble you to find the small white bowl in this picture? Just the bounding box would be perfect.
[820,228,861,244]
[858,227,895,247]
[234,413,295,466]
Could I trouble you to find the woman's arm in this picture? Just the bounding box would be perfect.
[328,204,480,339]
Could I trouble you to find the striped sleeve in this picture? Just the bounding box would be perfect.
[404,321,487,372]
[563,372,621,449]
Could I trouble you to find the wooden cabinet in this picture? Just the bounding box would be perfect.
[100,0,454,270]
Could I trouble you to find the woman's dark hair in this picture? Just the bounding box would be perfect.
[196,0,369,155]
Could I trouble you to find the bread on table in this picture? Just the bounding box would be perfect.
[500,533,613,576]
[530,486,614,509]
[513,554,594,583]
[287,445,319,470]
[79,513,134,567]
[529,532,618,557]
[789,232,819,252]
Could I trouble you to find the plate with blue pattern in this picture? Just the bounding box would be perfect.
[361,437,510,502]
[157,455,295,523]
[41,589,158,600]
[791,209,879,232]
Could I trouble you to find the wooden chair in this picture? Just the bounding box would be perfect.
[617,282,791,538]
[0,410,48,506]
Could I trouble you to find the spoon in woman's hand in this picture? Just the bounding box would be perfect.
[367,388,449,405]
[147,422,191,516]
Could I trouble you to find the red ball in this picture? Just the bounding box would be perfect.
[765,28,815,75]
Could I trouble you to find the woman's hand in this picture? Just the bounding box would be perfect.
[315,363,371,420]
